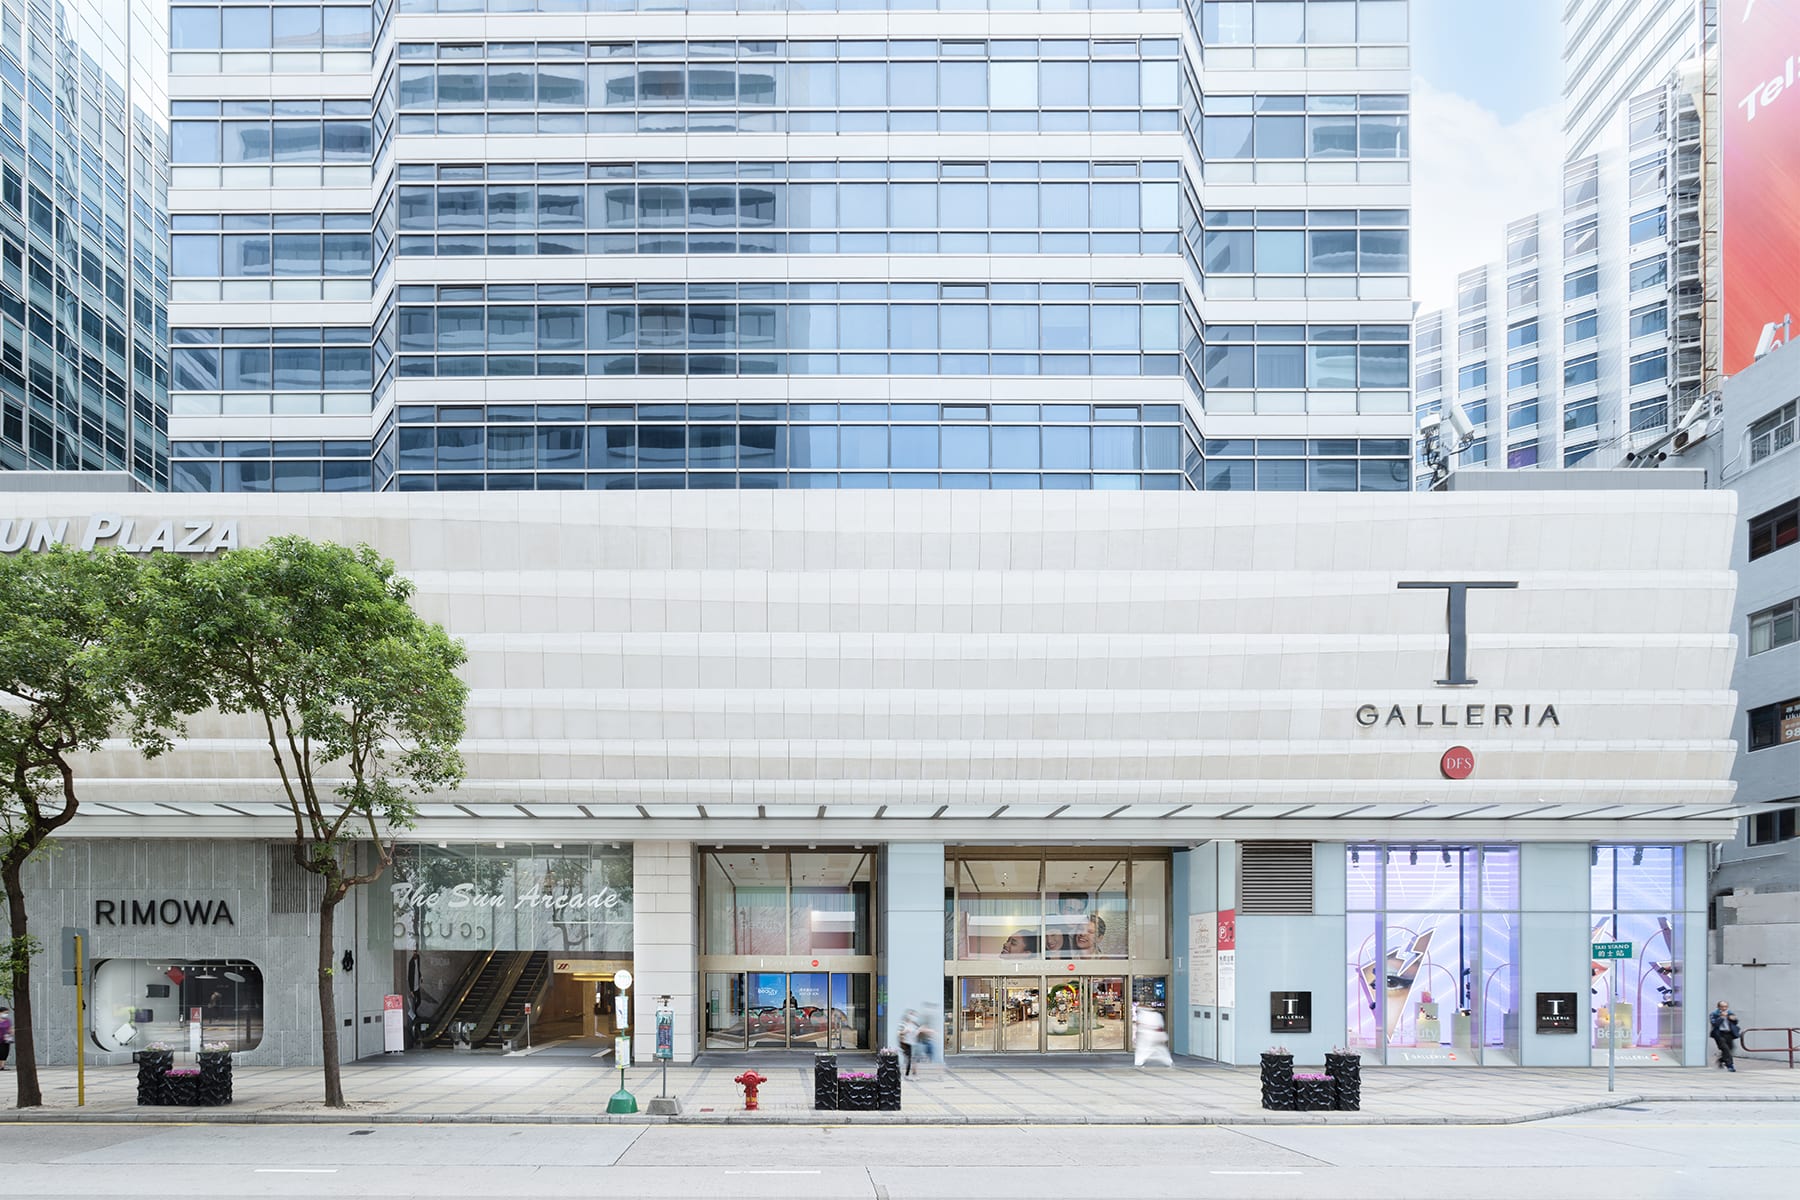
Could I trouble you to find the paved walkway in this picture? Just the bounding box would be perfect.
[5,1053,1796,1126]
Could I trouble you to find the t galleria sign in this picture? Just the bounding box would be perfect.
[0,515,238,555]
[1355,580,1560,730]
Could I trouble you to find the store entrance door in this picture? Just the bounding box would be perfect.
[1046,977,1126,1051]
[954,975,1132,1053]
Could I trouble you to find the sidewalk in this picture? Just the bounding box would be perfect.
[5,1055,1796,1126]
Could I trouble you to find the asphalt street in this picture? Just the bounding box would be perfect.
[0,1102,1793,1199]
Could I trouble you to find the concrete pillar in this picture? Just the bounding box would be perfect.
[881,842,945,1051]
[632,840,697,1063]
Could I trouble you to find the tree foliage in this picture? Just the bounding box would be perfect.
[0,548,184,1107]
[143,536,467,1105]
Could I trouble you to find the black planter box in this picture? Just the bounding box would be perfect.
[836,1075,878,1111]
[198,1053,234,1105]
[1259,1053,1296,1112]
[1293,1075,1335,1111]
[1325,1053,1361,1111]
[164,1072,201,1106]
[136,1052,173,1106]
[813,1053,838,1110]
[875,1049,902,1111]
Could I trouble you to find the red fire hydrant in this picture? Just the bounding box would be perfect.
[733,1070,768,1110]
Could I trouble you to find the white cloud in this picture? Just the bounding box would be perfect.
[1410,79,1564,314]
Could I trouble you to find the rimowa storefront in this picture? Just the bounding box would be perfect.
[4,488,1742,1068]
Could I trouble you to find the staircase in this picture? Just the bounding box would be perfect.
[423,951,550,1049]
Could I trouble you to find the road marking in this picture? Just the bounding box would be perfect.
[725,1170,823,1175]
[1211,1171,1303,1176]
[254,1168,340,1174]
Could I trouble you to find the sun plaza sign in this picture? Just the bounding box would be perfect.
[1355,580,1561,731]
[0,514,238,554]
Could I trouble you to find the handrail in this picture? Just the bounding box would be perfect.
[1739,1027,1799,1068]
[420,950,497,1047]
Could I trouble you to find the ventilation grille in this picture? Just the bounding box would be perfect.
[1238,842,1315,915]
[269,845,329,914]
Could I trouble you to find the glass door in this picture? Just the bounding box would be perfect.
[704,972,746,1049]
[1045,978,1083,1050]
[957,978,995,1052]
[1001,980,1041,1051]
[746,971,789,1048]
[788,971,830,1047]
[828,974,869,1050]
[1089,977,1127,1052]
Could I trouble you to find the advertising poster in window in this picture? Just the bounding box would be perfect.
[1189,911,1217,1006]
[1723,0,1800,371]
[1216,907,1237,1010]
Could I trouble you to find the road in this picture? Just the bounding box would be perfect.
[0,1103,1793,1198]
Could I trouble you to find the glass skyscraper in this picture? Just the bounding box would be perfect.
[0,0,170,487]
[165,0,1413,494]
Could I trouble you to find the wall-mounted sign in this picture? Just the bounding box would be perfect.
[0,516,238,555]
[1270,991,1312,1034]
[93,899,235,927]
[1216,909,1236,1010]
[1536,992,1578,1034]
[1356,703,1560,729]
[1440,746,1475,780]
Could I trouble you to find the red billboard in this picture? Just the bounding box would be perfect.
[1722,0,1800,373]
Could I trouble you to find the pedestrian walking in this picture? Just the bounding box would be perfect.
[1710,1000,1741,1071]
[898,1009,920,1077]
[0,1004,12,1071]
[1132,1004,1172,1067]
[915,1003,941,1075]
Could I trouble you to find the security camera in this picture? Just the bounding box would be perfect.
[1419,413,1443,436]
[1444,400,1477,443]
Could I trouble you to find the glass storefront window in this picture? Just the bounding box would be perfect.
[789,852,873,955]
[91,959,264,1053]
[955,857,1043,958]
[1344,844,1519,1066]
[702,849,873,955]
[1590,845,1683,1065]
[950,850,1162,960]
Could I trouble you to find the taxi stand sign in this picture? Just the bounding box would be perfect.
[1592,941,1633,1092]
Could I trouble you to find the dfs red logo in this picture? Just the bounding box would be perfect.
[1440,746,1475,779]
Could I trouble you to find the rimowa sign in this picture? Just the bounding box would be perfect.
[0,515,238,555]
[94,898,236,927]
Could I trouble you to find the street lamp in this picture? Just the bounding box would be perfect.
[606,969,637,1114]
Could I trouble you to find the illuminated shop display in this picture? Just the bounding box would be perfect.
[1345,845,1520,1066]
[1589,845,1684,1066]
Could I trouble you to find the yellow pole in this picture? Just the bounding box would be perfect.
[74,934,85,1107]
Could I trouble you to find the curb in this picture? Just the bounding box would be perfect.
[3,1093,1794,1127]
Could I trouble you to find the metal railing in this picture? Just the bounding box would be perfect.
[1739,1028,1799,1068]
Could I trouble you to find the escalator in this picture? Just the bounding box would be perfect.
[422,951,550,1049]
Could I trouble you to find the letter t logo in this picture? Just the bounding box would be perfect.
[1398,581,1519,685]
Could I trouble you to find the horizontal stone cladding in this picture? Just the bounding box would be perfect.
[1,490,1741,838]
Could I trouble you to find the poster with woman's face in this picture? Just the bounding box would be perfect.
[1043,891,1126,958]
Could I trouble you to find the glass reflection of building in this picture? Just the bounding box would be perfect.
[0,0,170,484]
[1590,845,1684,1064]
[165,1,1413,494]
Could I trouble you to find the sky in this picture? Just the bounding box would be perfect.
[1410,0,1566,313]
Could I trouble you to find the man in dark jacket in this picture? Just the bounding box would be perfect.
[1710,1001,1740,1071]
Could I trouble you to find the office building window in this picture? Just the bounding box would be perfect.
[1629,301,1667,340]
[1564,398,1598,432]
[1458,363,1487,392]
[1629,207,1667,245]
[1458,272,1487,313]
[1506,271,1538,309]
[1506,319,1537,351]
[1506,440,1538,469]
[1747,698,1800,751]
[1564,214,1598,257]
[1629,395,1668,432]
[1506,358,1538,390]
[1505,399,1538,431]
[1749,400,1796,465]
[1628,349,1667,386]
[1457,320,1486,355]
[1629,255,1667,292]
[1563,353,1598,388]
[1564,266,1598,301]
[1748,807,1798,846]
[1565,310,1598,344]
[1563,441,1598,467]
[1748,500,1799,561]
[1749,597,1800,656]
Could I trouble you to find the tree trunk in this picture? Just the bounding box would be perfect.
[316,891,344,1107]
[3,857,44,1108]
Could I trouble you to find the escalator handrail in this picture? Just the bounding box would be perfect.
[466,951,540,1047]
[420,949,498,1046]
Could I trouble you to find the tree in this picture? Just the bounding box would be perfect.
[0,549,185,1108]
[147,537,466,1107]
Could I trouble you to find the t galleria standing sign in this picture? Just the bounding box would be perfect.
[0,515,237,555]
[1354,580,1561,729]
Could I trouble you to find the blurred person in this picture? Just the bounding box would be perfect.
[899,1009,920,1077]
[1133,1004,1171,1067]
[0,1004,11,1070]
